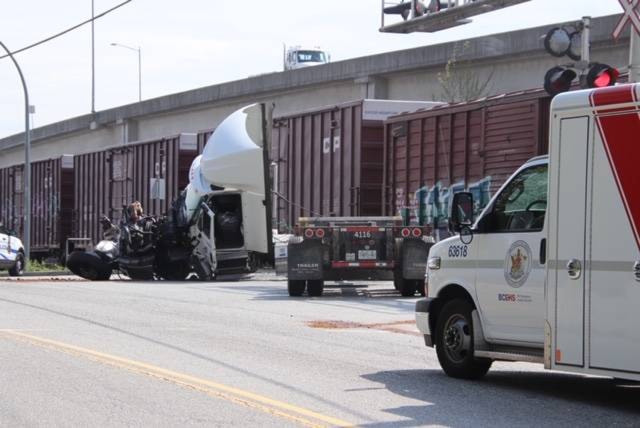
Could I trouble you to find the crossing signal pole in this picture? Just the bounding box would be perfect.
[613,0,640,83]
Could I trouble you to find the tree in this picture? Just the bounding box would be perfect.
[437,41,494,103]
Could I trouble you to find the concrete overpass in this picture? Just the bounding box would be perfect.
[0,14,630,168]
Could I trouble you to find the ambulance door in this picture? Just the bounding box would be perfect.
[549,116,590,368]
[588,109,640,374]
[474,162,547,344]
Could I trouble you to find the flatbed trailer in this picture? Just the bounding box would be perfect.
[287,216,433,296]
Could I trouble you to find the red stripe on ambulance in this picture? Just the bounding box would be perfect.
[590,85,640,250]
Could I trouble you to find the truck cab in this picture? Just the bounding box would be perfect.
[185,103,272,280]
[416,84,640,382]
[284,46,329,71]
[0,223,25,276]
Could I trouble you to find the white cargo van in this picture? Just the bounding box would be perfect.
[416,83,640,381]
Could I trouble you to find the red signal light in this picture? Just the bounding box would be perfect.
[412,228,422,237]
[401,228,411,238]
[315,228,325,238]
[582,63,619,89]
[594,73,611,87]
[304,228,314,238]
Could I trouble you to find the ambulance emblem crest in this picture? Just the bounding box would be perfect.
[504,241,532,288]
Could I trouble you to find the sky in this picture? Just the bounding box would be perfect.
[0,0,623,138]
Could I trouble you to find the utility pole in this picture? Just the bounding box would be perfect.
[91,0,96,113]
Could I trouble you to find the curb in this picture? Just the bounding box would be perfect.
[0,271,72,278]
[0,271,288,282]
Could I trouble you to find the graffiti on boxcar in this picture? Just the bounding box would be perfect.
[396,176,492,232]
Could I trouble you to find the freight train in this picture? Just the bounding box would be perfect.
[0,90,552,264]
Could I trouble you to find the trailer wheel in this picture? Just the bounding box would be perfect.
[288,280,306,297]
[8,253,25,277]
[435,299,492,379]
[307,280,324,297]
[394,272,416,297]
[417,280,426,297]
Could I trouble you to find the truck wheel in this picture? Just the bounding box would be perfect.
[67,251,112,281]
[157,261,191,281]
[435,299,492,379]
[307,280,324,297]
[8,253,25,277]
[288,280,306,297]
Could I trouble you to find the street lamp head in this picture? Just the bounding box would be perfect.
[110,41,142,102]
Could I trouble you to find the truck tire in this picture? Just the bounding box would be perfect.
[435,299,492,379]
[288,280,306,297]
[8,253,25,277]
[157,261,191,281]
[307,280,324,297]
[67,251,112,281]
[394,272,416,297]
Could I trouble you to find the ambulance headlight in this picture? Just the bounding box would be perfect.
[428,256,441,270]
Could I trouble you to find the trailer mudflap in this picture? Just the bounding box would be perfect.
[401,239,432,280]
[288,240,324,280]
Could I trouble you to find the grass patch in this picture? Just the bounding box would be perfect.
[27,259,66,273]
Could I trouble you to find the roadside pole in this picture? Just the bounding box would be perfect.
[629,32,640,82]
[613,0,640,82]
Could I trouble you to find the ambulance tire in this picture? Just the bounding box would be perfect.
[435,299,492,379]
[288,280,306,297]
[8,253,25,277]
[307,280,324,297]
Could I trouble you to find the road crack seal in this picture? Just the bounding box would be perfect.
[307,320,420,336]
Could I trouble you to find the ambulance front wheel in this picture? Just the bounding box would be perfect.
[435,299,492,379]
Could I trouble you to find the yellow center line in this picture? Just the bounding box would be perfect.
[2,330,355,428]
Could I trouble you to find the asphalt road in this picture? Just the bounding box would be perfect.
[0,276,638,427]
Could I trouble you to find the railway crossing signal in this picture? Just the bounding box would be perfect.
[613,0,640,40]
[543,17,619,96]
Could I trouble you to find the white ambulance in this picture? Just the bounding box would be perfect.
[0,224,25,276]
[416,83,640,381]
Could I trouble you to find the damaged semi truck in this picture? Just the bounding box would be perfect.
[67,104,272,281]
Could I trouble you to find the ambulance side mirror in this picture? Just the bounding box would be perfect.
[449,192,474,233]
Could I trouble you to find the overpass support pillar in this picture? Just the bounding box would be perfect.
[354,76,388,99]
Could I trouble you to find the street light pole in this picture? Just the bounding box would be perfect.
[137,47,141,102]
[91,0,96,113]
[110,42,142,101]
[0,41,31,261]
